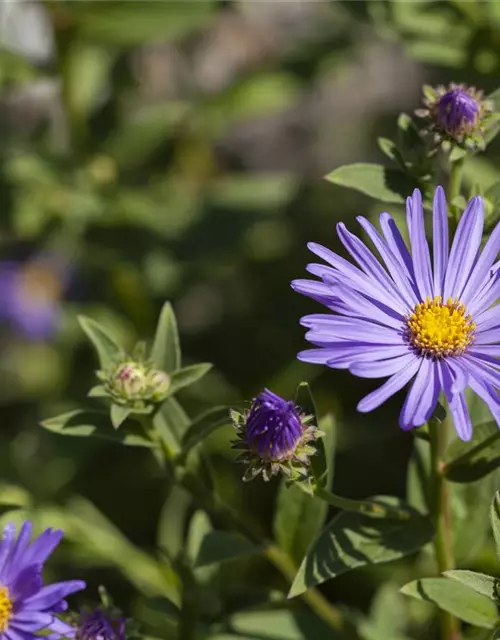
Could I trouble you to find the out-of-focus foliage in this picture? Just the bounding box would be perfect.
[3,1,500,639]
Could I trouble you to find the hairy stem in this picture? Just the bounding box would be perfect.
[429,416,460,640]
[448,156,465,221]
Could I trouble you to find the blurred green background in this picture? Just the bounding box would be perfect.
[2,1,500,637]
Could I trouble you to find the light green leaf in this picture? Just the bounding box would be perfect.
[151,302,181,373]
[289,498,433,597]
[181,406,231,456]
[400,577,498,628]
[325,163,414,204]
[110,404,132,430]
[491,491,500,562]
[444,421,500,483]
[152,397,190,455]
[226,609,339,640]
[168,363,212,396]
[40,409,156,448]
[444,570,498,601]
[274,414,336,562]
[406,437,430,514]
[78,315,124,369]
[193,531,260,568]
[88,385,109,398]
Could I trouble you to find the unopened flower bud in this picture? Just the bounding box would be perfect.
[147,369,171,401]
[109,362,148,401]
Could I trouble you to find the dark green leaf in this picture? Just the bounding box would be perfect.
[181,406,231,456]
[406,437,431,514]
[151,302,181,373]
[193,531,260,568]
[400,577,498,628]
[78,315,124,369]
[444,570,498,601]
[110,404,132,430]
[294,382,328,487]
[325,163,407,204]
[168,364,212,396]
[289,497,433,597]
[491,492,500,562]
[41,409,156,448]
[444,422,500,483]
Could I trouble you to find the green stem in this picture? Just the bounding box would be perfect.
[429,416,460,640]
[448,156,464,221]
[176,468,347,634]
[314,487,410,520]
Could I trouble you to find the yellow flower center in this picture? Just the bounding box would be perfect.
[406,296,475,358]
[0,585,13,632]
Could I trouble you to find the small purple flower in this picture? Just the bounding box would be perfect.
[0,255,69,341]
[293,186,500,441]
[416,83,493,150]
[437,88,479,137]
[0,521,85,639]
[73,609,126,640]
[231,389,322,482]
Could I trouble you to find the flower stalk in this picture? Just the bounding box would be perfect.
[449,156,465,221]
[429,414,460,640]
[314,486,411,521]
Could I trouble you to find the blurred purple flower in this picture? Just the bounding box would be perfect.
[0,521,85,639]
[71,608,126,640]
[0,255,69,340]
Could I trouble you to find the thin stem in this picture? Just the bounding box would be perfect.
[314,487,410,520]
[429,416,460,640]
[448,156,464,221]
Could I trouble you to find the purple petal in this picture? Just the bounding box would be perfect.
[349,352,417,378]
[399,358,440,430]
[449,392,472,441]
[461,217,500,307]
[2,522,33,584]
[443,196,484,300]
[379,212,415,280]
[357,357,421,413]
[432,186,449,297]
[407,189,433,300]
[468,377,500,425]
[23,580,86,611]
[21,529,63,568]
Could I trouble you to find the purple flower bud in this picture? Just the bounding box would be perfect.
[437,88,479,136]
[246,389,303,461]
[75,609,126,640]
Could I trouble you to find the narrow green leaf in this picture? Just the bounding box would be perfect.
[289,498,433,597]
[400,577,498,628]
[152,397,190,455]
[444,570,498,601]
[491,491,500,563]
[88,385,109,398]
[151,302,181,373]
[78,315,124,369]
[406,437,431,514]
[40,409,156,448]
[110,404,132,430]
[168,363,212,396]
[193,531,260,568]
[444,422,500,483]
[294,382,328,487]
[325,163,414,204]
[181,406,231,456]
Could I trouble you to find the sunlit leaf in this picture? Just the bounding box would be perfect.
[444,422,500,483]
[168,364,212,397]
[444,570,498,601]
[110,404,132,430]
[325,163,414,203]
[78,316,124,369]
[151,302,181,373]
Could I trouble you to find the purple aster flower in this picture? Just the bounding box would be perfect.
[416,83,493,150]
[0,255,69,341]
[292,186,500,441]
[231,389,322,481]
[72,608,126,640]
[0,521,85,639]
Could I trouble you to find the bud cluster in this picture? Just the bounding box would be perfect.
[98,360,170,408]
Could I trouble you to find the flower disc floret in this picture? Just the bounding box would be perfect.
[0,587,12,633]
[293,186,500,441]
[406,296,476,358]
[231,389,322,482]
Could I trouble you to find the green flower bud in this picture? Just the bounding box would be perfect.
[146,369,171,401]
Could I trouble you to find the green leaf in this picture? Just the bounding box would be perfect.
[444,422,500,482]
[444,570,498,601]
[325,163,414,204]
[88,385,109,398]
[78,315,124,369]
[274,414,336,562]
[151,302,181,373]
[110,404,132,430]
[193,531,260,568]
[40,409,156,448]
[294,382,329,488]
[400,577,498,628]
[152,397,190,455]
[74,1,216,45]
[180,406,231,456]
[406,437,431,514]
[360,582,412,640]
[225,609,341,640]
[289,497,433,597]
[168,364,212,396]
[491,491,500,562]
